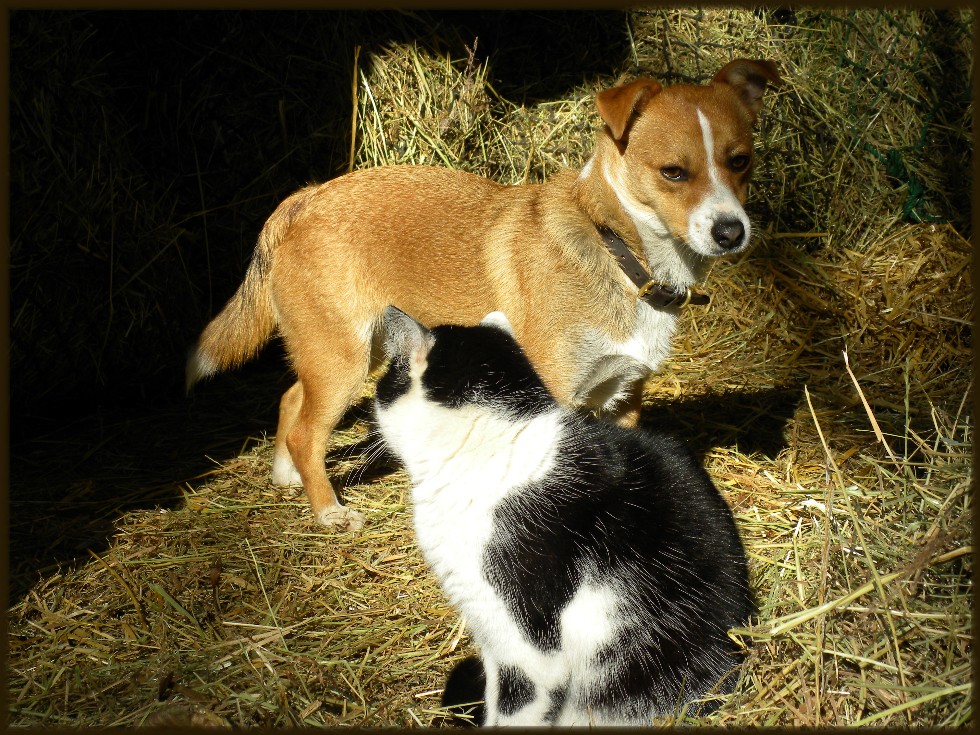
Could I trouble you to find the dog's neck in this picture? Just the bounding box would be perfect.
[596,226,710,308]
[574,138,709,291]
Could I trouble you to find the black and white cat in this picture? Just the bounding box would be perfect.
[374,306,753,726]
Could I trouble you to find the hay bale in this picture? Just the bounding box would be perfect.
[628,7,973,246]
[353,40,598,184]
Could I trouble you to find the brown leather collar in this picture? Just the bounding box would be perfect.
[598,226,710,308]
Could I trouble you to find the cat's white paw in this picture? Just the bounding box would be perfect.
[315,505,366,532]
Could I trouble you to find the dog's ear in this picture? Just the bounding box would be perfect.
[712,59,782,119]
[596,78,662,143]
[480,311,514,336]
[382,306,433,366]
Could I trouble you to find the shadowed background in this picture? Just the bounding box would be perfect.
[9,9,633,597]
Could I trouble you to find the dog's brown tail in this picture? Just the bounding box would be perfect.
[185,186,316,391]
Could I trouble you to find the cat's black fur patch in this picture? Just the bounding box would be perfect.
[486,419,752,657]
[375,354,413,408]
[375,319,553,416]
[423,324,553,415]
[497,665,535,716]
[544,684,568,723]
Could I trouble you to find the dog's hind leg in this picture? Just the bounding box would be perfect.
[271,381,304,487]
[283,336,371,531]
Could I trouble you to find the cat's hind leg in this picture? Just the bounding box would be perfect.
[441,656,486,726]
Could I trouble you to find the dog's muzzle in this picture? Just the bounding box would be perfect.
[711,218,746,250]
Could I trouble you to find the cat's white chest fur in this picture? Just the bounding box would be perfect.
[406,403,555,660]
[377,382,561,493]
[376,384,562,575]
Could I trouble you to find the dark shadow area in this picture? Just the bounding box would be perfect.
[640,384,806,463]
[10,9,632,421]
[433,10,630,102]
[920,9,973,235]
[8,348,290,604]
[8,9,633,601]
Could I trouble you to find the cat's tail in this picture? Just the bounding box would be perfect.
[441,655,486,727]
[185,186,318,391]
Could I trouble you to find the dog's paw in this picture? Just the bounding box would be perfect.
[314,505,366,532]
[271,455,303,487]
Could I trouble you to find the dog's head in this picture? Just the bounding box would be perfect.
[596,59,781,259]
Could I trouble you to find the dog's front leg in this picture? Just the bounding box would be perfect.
[612,382,645,428]
[572,355,648,426]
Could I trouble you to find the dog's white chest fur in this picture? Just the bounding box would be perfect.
[574,301,676,413]
[618,300,677,370]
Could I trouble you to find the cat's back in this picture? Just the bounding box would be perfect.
[502,415,745,561]
[487,414,752,643]
[602,423,748,565]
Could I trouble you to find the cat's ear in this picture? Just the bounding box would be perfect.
[480,311,515,336]
[382,306,433,365]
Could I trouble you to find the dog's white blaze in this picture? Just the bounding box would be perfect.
[698,108,721,183]
[687,109,751,257]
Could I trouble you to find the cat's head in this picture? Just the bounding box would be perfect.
[375,306,554,417]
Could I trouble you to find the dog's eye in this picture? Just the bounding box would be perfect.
[729,154,751,172]
[660,166,686,181]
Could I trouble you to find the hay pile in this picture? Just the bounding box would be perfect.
[8,8,972,728]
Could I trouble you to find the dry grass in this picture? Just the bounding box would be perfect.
[8,223,969,728]
[7,7,972,728]
[661,223,973,727]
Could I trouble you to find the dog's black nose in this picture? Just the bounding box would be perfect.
[711,219,745,249]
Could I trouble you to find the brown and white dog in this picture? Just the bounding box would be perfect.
[187,59,780,531]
